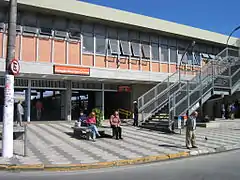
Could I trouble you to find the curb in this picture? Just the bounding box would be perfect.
[1,145,240,172]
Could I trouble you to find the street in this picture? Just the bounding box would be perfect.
[1,149,240,180]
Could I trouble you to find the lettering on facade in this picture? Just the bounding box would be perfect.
[54,65,90,76]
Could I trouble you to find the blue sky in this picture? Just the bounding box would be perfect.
[80,0,240,38]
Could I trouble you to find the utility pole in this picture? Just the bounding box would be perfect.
[2,0,17,158]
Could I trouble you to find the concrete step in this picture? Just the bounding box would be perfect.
[140,124,171,133]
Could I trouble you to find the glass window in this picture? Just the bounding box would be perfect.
[129,31,139,41]
[199,44,207,53]
[69,30,81,39]
[140,33,149,42]
[69,20,80,31]
[170,47,177,63]
[161,45,168,62]
[95,36,106,54]
[187,51,194,65]
[118,29,128,40]
[82,23,93,34]
[151,43,159,61]
[95,24,105,36]
[22,13,37,27]
[39,15,53,35]
[150,35,159,43]
[108,28,117,39]
[213,47,220,55]
[109,39,119,54]
[21,13,37,34]
[54,18,67,31]
[207,46,213,54]
[193,52,201,65]
[120,40,130,55]
[160,37,168,45]
[169,39,177,47]
[82,33,94,53]
[131,42,140,57]
[142,44,150,59]
[178,50,188,64]
[0,9,5,23]
[177,40,188,49]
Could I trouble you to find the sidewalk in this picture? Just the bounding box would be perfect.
[0,119,240,170]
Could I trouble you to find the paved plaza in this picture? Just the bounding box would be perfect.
[0,119,240,165]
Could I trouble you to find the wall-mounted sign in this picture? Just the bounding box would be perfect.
[54,65,90,76]
[118,85,131,92]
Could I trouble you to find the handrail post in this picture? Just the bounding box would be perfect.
[187,80,190,111]
[24,124,28,157]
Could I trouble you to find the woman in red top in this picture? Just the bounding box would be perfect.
[86,112,100,141]
[110,111,123,140]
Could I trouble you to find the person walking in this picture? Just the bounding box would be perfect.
[186,111,198,149]
[110,111,123,140]
[16,101,24,126]
[35,100,43,121]
[133,101,138,126]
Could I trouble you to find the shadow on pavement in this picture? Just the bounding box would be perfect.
[159,144,186,149]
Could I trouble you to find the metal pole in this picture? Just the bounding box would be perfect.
[2,0,17,158]
[24,124,28,157]
[226,26,240,47]
[101,83,105,120]
[178,41,196,82]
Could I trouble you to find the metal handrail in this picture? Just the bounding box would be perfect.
[174,49,240,117]
[138,70,179,110]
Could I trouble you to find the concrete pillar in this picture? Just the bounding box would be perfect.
[40,90,43,100]
[94,92,102,109]
[94,83,105,119]
[60,91,65,120]
[24,79,31,122]
[102,83,105,120]
[65,81,72,121]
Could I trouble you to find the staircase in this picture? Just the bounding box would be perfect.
[138,47,240,131]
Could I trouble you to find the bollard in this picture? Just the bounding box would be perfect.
[24,124,28,157]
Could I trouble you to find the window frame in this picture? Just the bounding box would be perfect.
[21,12,38,34]
[141,43,150,59]
[131,41,141,57]
[108,39,119,55]
[151,43,160,62]
[160,45,169,63]
[38,15,53,36]
[95,35,107,55]
[169,46,177,63]
[82,33,94,54]
[120,40,131,56]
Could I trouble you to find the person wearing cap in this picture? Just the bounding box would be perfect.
[186,111,198,149]
[133,101,138,126]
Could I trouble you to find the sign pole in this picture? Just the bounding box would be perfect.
[2,0,17,158]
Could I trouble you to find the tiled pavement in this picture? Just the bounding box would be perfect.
[0,119,240,165]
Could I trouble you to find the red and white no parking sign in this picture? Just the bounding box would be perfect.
[9,59,20,75]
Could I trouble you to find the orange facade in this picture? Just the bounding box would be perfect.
[22,36,36,62]
[0,34,201,75]
[0,32,3,58]
[38,38,52,63]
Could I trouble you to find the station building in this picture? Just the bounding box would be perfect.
[0,0,239,121]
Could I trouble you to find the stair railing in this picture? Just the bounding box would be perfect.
[171,47,240,117]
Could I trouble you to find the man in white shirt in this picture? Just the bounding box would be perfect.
[16,101,24,126]
[186,111,198,149]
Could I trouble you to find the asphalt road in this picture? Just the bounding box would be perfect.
[1,149,240,180]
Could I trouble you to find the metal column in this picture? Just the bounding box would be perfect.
[102,83,105,120]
